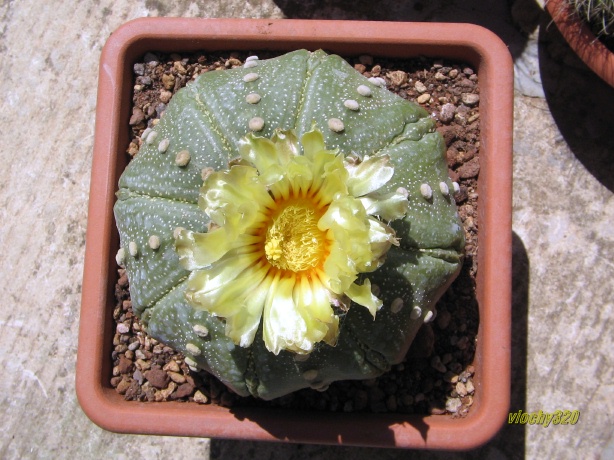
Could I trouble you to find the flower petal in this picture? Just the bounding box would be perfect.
[345,279,383,318]
[346,155,394,197]
[175,227,235,269]
[224,275,272,347]
[359,190,409,221]
[301,126,327,159]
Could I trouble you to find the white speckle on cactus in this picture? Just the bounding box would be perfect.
[244,60,258,69]
[246,55,259,62]
[356,84,372,97]
[245,93,261,104]
[410,306,422,320]
[391,297,404,313]
[128,241,138,257]
[173,226,185,239]
[327,118,344,132]
[343,99,360,111]
[146,130,158,145]
[424,309,436,323]
[158,138,170,153]
[192,324,209,337]
[452,182,460,193]
[396,187,409,198]
[186,343,202,356]
[420,183,433,200]
[175,150,191,167]
[439,181,450,196]
[201,167,214,181]
[243,72,259,82]
[115,247,126,266]
[148,235,160,250]
[302,370,318,381]
[249,117,265,131]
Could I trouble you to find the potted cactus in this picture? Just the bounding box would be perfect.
[77,18,513,450]
[546,0,614,86]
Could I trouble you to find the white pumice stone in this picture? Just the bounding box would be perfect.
[424,310,436,323]
[115,247,126,266]
[327,118,345,132]
[396,186,409,198]
[175,150,191,167]
[439,181,450,196]
[128,241,138,257]
[245,55,259,62]
[192,324,209,337]
[344,99,360,111]
[243,60,258,69]
[158,138,170,153]
[186,343,202,356]
[410,306,422,320]
[453,181,460,193]
[141,127,152,141]
[201,167,214,181]
[391,297,404,313]
[245,93,261,104]
[249,117,265,131]
[302,369,318,381]
[148,235,160,250]
[420,183,433,200]
[184,356,197,368]
[357,84,372,97]
[368,76,387,87]
[243,72,259,82]
[145,130,158,145]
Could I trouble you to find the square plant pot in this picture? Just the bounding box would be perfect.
[77,18,513,450]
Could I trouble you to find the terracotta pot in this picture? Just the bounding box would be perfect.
[546,0,614,87]
[77,18,513,450]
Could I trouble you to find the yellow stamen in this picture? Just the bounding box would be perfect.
[264,202,327,272]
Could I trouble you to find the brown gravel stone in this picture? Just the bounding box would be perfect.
[144,368,170,389]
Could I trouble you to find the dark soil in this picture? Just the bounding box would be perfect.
[111,50,480,416]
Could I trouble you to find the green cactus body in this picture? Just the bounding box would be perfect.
[114,50,464,400]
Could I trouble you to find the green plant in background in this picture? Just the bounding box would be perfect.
[568,0,614,37]
[114,49,464,400]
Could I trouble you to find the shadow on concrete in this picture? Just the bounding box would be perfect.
[539,10,614,192]
[210,234,529,459]
[273,0,532,60]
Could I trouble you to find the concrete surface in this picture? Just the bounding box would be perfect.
[1,0,613,458]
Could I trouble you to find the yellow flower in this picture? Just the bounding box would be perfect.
[175,127,408,355]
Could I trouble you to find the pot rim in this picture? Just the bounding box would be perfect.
[77,17,513,450]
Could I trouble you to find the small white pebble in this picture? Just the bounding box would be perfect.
[243,60,258,69]
[357,84,372,97]
[117,323,130,334]
[146,130,158,145]
[245,93,261,104]
[249,117,265,131]
[391,297,404,314]
[327,118,344,133]
[186,343,202,356]
[193,324,209,337]
[343,99,360,111]
[115,247,126,266]
[128,241,138,257]
[439,181,450,196]
[173,226,185,239]
[302,369,318,381]
[148,235,160,250]
[424,310,436,323]
[158,138,170,153]
[453,182,460,193]
[243,72,259,82]
[410,306,422,320]
[175,150,191,167]
[417,93,431,104]
[420,183,433,200]
[396,187,409,198]
[245,55,259,62]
